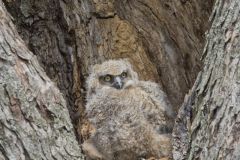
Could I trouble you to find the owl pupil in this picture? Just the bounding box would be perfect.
[104,75,111,82]
[121,72,127,78]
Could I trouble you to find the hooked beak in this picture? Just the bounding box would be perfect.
[113,76,123,89]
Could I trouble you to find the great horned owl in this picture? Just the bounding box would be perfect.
[83,59,175,160]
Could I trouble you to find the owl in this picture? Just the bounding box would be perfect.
[82,59,175,160]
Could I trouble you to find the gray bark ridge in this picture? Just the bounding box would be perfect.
[0,1,83,160]
[173,0,240,159]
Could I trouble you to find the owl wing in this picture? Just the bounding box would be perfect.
[137,81,175,133]
[138,81,175,118]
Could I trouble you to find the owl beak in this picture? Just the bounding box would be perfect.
[113,76,123,89]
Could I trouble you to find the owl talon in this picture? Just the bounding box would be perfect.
[82,140,103,160]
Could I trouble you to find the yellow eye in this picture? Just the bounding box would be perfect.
[104,75,112,82]
[121,72,127,78]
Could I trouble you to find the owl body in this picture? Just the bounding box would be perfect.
[83,59,174,160]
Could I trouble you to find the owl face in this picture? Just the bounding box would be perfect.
[87,59,139,96]
[99,71,129,89]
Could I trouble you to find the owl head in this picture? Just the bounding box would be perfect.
[86,59,139,98]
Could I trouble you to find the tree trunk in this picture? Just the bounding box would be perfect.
[173,0,240,159]
[0,1,83,159]
[5,0,238,160]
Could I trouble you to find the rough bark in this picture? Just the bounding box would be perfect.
[173,0,240,159]
[0,1,83,159]
[2,0,83,123]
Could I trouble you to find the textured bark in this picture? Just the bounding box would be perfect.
[0,1,83,159]
[173,0,240,159]
[2,0,213,142]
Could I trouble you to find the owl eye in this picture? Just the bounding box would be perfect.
[104,75,112,82]
[121,72,127,78]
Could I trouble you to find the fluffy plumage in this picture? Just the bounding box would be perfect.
[83,59,174,160]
